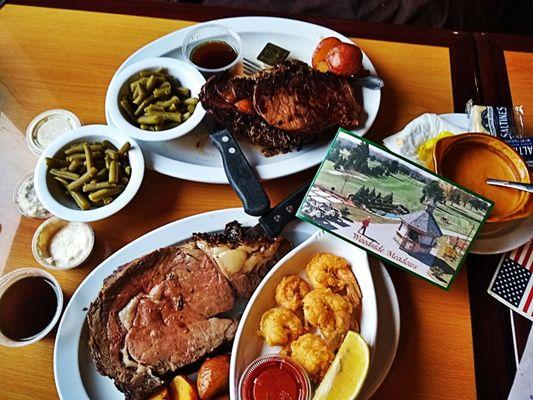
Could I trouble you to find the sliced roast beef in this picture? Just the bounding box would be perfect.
[87,222,290,399]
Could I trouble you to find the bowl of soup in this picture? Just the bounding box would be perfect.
[434,133,532,223]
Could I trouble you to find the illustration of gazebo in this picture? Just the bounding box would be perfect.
[394,202,443,254]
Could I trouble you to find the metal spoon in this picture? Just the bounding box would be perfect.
[353,75,385,90]
[486,178,533,193]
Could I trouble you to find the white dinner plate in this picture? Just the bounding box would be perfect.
[54,208,399,400]
[439,113,533,254]
[105,17,381,184]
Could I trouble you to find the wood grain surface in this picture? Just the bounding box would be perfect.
[0,5,475,400]
[505,50,533,135]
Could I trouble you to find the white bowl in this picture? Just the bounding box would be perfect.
[105,57,206,142]
[34,125,144,222]
[230,230,378,399]
[0,268,64,347]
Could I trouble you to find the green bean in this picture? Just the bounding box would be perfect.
[103,197,114,205]
[96,167,108,180]
[137,114,164,125]
[83,143,93,170]
[145,75,158,92]
[168,103,177,112]
[134,95,154,116]
[88,186,124,202]
[120,99,135,120]
[125,165,132,176]
[102,140,117,150]
[67,151,102,162]
[153,84,171,99]
[163,112,182,123]
[109,160,118,184]
[49,169,80,180]
[160,96,180,108]
[144,104,165,114]
[176,86,191,98]
[53,176,70,186]
[67,167,97,191]
[140,124,150,130]
[186,104,196,113]
[69,190,91,210]
[68,159,82,172]
[46,157,69,168]
[133,84,148,105]
[82,182,117,192]
[182,112,192,121]
[105,149,118,160]
[117,142,131,158]
[183,97,199,106]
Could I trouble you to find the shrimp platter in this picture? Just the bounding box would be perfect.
[230,230,378,399]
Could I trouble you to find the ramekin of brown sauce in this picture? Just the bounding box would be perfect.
[0,268,63,347]
[182,24,242,76]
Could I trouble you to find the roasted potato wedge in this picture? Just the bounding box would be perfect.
[197,355,230,400]
[169,375,199,400]
[147,387,170,400]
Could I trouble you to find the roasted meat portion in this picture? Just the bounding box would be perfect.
[87,222,290,399]
[200,60,364,156]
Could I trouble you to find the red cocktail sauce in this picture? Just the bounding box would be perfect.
[240,355,311,400]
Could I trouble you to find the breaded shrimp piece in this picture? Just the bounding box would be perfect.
[303,287,351,348]
[259,307,304,346]
[275,275,311,312]
[306,253,362,309]
[290,333,334,382]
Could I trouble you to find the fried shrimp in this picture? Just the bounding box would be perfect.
[306,253,362,309]
[259,307,305,346]
[303,287,351,347]
[275,275,311,311]
[290,333,334,382]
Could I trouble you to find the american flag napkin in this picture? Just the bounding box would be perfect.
[488,240,533,321]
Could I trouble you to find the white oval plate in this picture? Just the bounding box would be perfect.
[105,16,381,183]
[439,113,533,254]
[231,230,378,399]
[54,209,399,399]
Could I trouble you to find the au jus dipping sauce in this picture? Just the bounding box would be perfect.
[190,41,237,70]
[0,276,58,341]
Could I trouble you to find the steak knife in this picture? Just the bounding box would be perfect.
[247,184,309,238]
[210,129,271,216]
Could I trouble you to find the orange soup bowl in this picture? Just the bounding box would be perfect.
[433,133,532,223]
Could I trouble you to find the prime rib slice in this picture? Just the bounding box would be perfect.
[199,60,363,156]
[87,222,290,400]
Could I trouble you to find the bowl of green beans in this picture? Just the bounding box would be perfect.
[106,57,206,142]
[34,125,144,222]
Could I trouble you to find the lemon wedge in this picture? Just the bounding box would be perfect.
[313,331,370,400]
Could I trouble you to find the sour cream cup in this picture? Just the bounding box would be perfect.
[32,217,95,270]
[0,268,63,347]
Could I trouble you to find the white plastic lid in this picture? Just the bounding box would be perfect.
[25,109,81,155]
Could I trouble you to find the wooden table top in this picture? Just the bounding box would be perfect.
[0,3,490,399]
[473,31,533,399]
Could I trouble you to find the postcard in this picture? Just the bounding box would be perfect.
[297,128,494,289]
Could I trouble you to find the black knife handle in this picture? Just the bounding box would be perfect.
[210,129,270,216]
[259,184,309,237]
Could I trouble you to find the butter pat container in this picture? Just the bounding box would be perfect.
[26,109,81,155]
